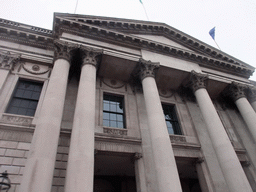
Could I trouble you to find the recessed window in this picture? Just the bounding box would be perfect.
[103,94,125,128]
[162,104,182,135]
[6,80,43,116]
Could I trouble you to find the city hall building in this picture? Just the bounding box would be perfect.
[0,13,256,192]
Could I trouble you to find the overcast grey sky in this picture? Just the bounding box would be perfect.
[1,0,256,81]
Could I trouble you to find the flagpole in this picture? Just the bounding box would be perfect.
[74,0,79,13]
[214,40,221,50]
[140,1,149,20]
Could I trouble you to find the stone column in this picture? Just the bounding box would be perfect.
[190,71,252,192]
[65,46,102,192]
[19,40,75,192]
[248,87,256,112]
[227,82,256,142]
[138,58,182,192]
[133,153,147,192]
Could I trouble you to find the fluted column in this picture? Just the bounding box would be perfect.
[19,40,75,192]
[138,58,182,192]
[65,46,102,192]
[227,82,256,142]
[248,87,256,112]
[190,71,252,192]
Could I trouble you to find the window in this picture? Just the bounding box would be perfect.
[103,94,125,128]
[162,104,182,135]
[6,80,43,116]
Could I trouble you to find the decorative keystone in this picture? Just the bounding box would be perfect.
[189,70,208,92]
[138,58,160,80]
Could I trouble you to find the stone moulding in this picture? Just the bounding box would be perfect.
[95,141,141,153]
[0,114,33,127]
[169,135,186,143]
[103,127,128,136]
[54,16,254,78]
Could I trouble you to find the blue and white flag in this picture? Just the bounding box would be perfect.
[209,27,215,40]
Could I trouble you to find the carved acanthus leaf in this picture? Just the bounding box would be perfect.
[189,70,208,92]
[248,87,256,102]
[80,45,102,67]
[54,40,77,62]
[0,51,21,70]
[225,82,247,101]
[138,58,160,80]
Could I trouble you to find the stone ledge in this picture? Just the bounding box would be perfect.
[0,113,35,127]
[103,127,127,136]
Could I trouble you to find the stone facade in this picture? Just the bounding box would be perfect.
[0,14,256,192]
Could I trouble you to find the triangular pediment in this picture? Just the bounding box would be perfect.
[53,13,254,78]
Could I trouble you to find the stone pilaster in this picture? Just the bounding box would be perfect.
[226,82,256,142]
[190,72,252,192]
[65,46,102,192]
[138,58,182,192]
[0,51,20,93]
[19,40,76,192]
[248,87,256,112]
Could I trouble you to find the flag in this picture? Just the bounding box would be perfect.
[209,27,215,40]
[139,0,143,4]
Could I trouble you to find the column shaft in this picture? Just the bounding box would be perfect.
[19,58,70,192]
[194,88,252,192]
[65,47,101,192]
[235,97,256,141]
[251,101,256,112]
[142,76,182,192]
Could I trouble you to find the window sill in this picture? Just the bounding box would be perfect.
[103,127,128,136]
[0,113,34,127]
[169,134,186,143]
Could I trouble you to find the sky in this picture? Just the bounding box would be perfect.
[1,0,256,81]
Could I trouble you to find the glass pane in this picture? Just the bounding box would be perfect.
[117,122,124,128]
[17,108,27,116]
[25,84,34,90]
[117,114,123,121]
[110,104,116,112]
[8,106,19,114]
[28,101,38,109]
[23,90,33,99]
[103,120,109,127]
[15,89,24,97]
[26,109,35,116]
[20,100,29,108]
[34,85,42,92]
[31,92,40,100]
[103,112,109,120]
[110,121,117,128]
[117,103,123,113]
[11,98,21,107]
[168,127,174,134]
[110,113,116,121]
[103,102,110,111]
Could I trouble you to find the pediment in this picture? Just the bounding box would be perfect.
[131,34,195,52]
[53,13,254,78]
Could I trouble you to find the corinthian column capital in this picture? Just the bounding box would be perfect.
[0,51,21,70]
[189,70,208,92]
[54,40,77,62]
[80,46,102,68]
[248,87,256,103]
[226,82,247,101]
[138,58,160,81]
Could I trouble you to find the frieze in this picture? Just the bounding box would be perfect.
[169,135,186,143]
[103,127,127,136]
[0,114,33,126]
[0,51,21,70]
[22,63,50,75]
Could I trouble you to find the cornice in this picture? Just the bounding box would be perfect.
[0,18,54,49]
[54,17,253,78]
[55,14,254,70]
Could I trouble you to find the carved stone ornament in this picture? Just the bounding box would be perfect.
[54,40,77,62]
[138,58,160,80]
[80,45,103,68]
[189,70,208,92]
[248,87,256,102]
[0,51,21,70]
[103,127,128,136]
[226,82,247,101]
[169,135,186,143]
[1,114,33,126]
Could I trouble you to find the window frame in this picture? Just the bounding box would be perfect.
[102,93,126,129]
[162,103,183,135]
[5,78,44,117]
